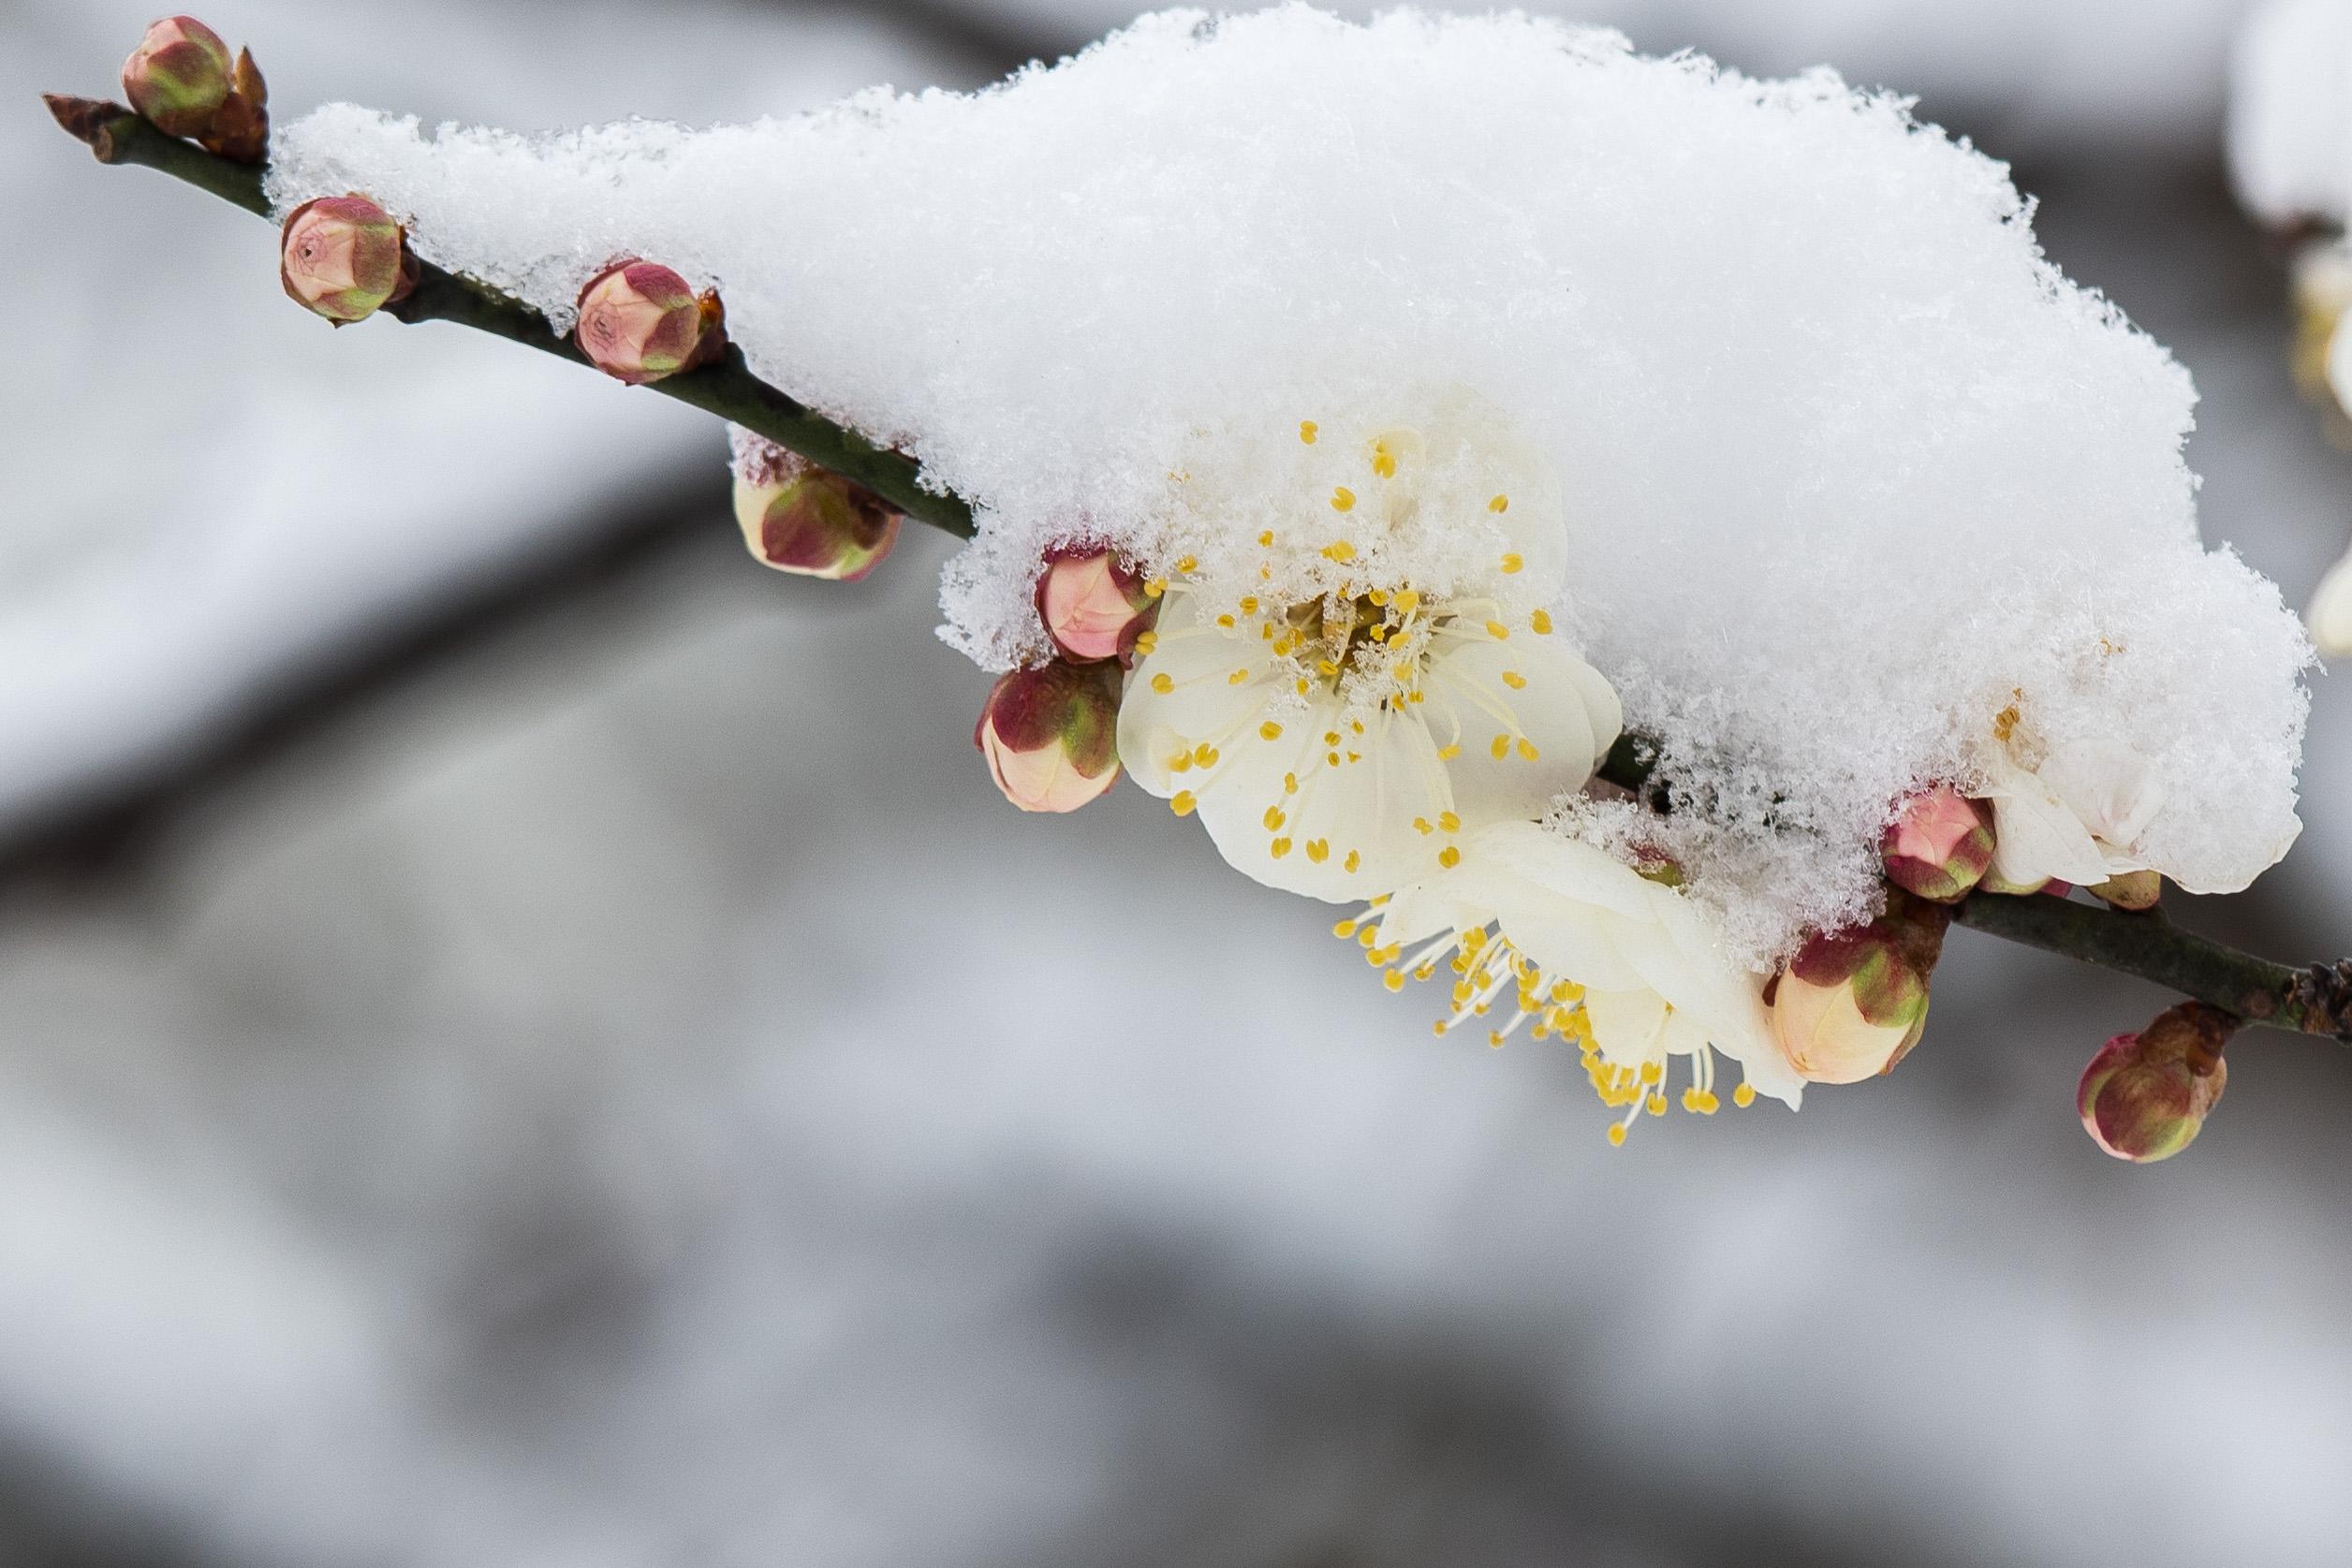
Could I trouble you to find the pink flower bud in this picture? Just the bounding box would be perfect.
[1771,888,1950,1084]
[2078,1003,2233,1164]
[122,17,231,139]
[2088,869,2162,911]
[975,660,1124,813]
[279,196,415,325]
[1880,785,1994,902]
[574,261,724,386]
[730,440,900,581]
[1035,547,1159,664]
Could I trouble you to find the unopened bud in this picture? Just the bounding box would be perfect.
[1035,547,1158,664]
[729,434,899,581]
[975,660,1123,813]
[2077,1002,2233,1164]
[122,17,230,139]
[280,196,416,325]
[574,261,723,386]
[1771,887,1950,1084]
[2088,869,2162,911]
[1880,785,1994,902]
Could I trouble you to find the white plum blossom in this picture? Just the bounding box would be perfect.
[1117,402,1621,900]
[1976,727,2167,892]
[1346,820,1805,1144]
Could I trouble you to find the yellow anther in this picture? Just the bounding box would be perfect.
[1330,490,1356,515]
[1438,811,1461,832]
[1369,624,1389,643]
[1327,752,1341,767]
[1228,668,1250,685]
[1271,837,1293,859]
[1437,743,1462,761]
[1263,806,1286,831]
[1333,919,1359,939]
[1491,734,1511,760]
[1350,719,1364,735]
[1372,442,1397,478]
[1317,660,1339,676]
[1307,839,1330,863]
[1169,752,1193,773]
[1176,555,1198,574]
[1368,589,1389,606]
[1681,1088,1699,1112]
[1259,721,1284,741]
[1489,494,1509,513]
[1194,743,1218,767]
[1284,772,1299,794]
[1530,608,1553,635]
[1733,1082,1757,1108]
[1646,1092,1667,1117]
[1488,1030,1506,1048]
[1394,589,1420,612]
[1696,1092,1721,1116]
[1485,619,1509,639]
[1433,1020,1449,1036]
[1300,420,1318,445]
[1145,578,1168,598]
[1500,552,1523,574]
[1606,1123,1628,1148]
[1171,791,1198,816]
[1384,969,1404,991]
[1321,542,1357,565]
[1414,817,1433,835]
[1358,927,1380,949]
[1438,846,1462,869]
[1150,673,1175,695]
[1345,850,1361,872]
[1295,678,1311,696]
[1257,530,1276,548]
[1639,1061,1662,1085]
[1133,631,1158,655]
[1216,614,1237,629]
[1240,595,1258,613]
[1501,670,1527,690]
[1518,739,1540,762]
[1261,623,1275,640]
[1322,730,1341,745]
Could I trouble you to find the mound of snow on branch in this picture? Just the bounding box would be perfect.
[270,4,2309,963]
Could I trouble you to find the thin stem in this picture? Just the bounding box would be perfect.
[46,90,2352,1043]
[43,95,975,539]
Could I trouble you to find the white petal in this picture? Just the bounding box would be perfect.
[2039,739,2166,852]
[1986,781,2112,887]
[1583,988,1668,1066]
[1421,632,1614,825]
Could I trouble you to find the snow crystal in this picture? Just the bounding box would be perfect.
[2230,0,2352,227]
[268,5,2309,965]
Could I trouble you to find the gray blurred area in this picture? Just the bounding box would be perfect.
[8,1,2352,1564]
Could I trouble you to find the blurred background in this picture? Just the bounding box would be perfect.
[10,1,2352,1563]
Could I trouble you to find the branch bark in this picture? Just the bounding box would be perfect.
[46,89,2352,1046]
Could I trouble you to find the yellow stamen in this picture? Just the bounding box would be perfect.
[1530,608,1553,636]
[1489,494,1509,513]
[1300,421,1318,445]
[1330,488,1356,514]
[1490,734,1510,760]
[1500,552,1523,574]
[1150,673,1174,695]
[1518,740,1540,762]
[1171,791,1197,816]
[1438,846,1462,869]
[1308,839,1330,863]
[1485,619,1509,639]
[1271,838,1293,859]
[1175,555,1198,574]
[1501,670,1526,690]
[1259,721,1284,740]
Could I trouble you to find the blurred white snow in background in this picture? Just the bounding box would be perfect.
[9,2,2352,1566]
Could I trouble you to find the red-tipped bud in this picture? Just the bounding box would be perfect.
[574,261,723,385]
[1880,785,1994,902]
[2088,869,2162,911]
[1035,547,1158,665]
[976,660,1123,813]
[280,196,416,325]
[122,17,230,139]
[730,437,900,581]
[1771,887,1950,1084]
[2078,1003,2233,1164]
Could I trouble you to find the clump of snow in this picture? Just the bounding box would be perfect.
[268,5,2310,965]
[2229,0,2352,227]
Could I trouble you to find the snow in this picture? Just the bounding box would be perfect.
[268,6,2311,963]
[2230,0,2352,227]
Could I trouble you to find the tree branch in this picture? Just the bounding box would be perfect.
[43,95,975,540]
[45,89,2352,1046]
